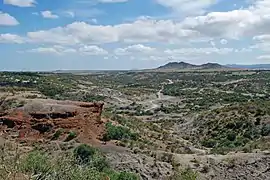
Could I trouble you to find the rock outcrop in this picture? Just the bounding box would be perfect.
[0,99,105,143]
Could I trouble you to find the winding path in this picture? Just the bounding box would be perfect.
[145,79,174,111]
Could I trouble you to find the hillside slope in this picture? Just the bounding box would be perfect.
[158,61,228,70]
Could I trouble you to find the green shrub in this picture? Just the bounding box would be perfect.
[180,168,198,180]
[227,132,236,141]
[74,144,96,164]
[211,146,231,155]
[38,83,66,98]
[73,144,109,171]
[51,129,63,140]
[107,170,139,180]
[170,168,198,180]
[103,122,138,141]
[65,131,77,141]
[20,151,51,175]
[6,148,138,180]
[91,152,109,171]
[82,94,106,102]
[261,124,270,136]
[201,139,216,148]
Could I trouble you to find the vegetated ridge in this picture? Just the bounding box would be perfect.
[158,61,228,70]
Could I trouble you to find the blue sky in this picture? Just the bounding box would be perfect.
[1,0,270,70]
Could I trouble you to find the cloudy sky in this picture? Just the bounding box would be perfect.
[1,0,270,70]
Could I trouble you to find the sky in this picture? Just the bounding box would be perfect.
[1,0,270,70]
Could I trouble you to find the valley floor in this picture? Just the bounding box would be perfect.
[1,70,270,179]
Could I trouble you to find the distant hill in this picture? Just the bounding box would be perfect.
[158,62,197,69]
[227,64,270,70]
[157,61,227,70]
[200,63,224,69]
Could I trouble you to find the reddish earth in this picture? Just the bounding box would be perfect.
[0,99,106,144]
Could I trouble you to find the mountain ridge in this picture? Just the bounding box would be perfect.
[158,61,226,70]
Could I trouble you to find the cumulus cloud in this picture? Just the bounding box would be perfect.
[3,0,36,7]
[24,19,198,45]
[181,10,258,39]
[253,34,270,42]
[79,45,108,55]
[253,34,270,51]
[98,0,128,3]
[9,0,270,46]
[220,39,228,45]
[65,11,75,18]
[26,45,77,55]
[27,47,61,55]
[257,55,270,60]
[0,12,19,26]
[115,44,156,55]
[164,48,234,56]
[180,0,270,39]
[90,18,98,24]
[2,0,270,63]
[0,34,25,43]
[117,19,198,43]
[156,0,218,15]
[112,45,249,62]
[24,45,108,56]
[41,11,59,19]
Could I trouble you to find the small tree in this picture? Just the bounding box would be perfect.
[261,124,270,136]
[65,131,77,142]
[74,144,96,164]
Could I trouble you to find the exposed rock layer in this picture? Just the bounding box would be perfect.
[0,99,104,143]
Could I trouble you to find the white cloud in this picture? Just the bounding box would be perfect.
[0,34,24,43]
[20,0,270,46]
[62,48,77,54]
[27,22,117,44]
[164,48,234,56]
[140,55,199,62]
[253,34,270,51]
[220,39,228,45]
[25,19,197,45]
[90,18,98,24]
[41,11,59,19]
[180,0,270,39]
[114,45,247,61]
[27,29,80,44]
[0,12,19,26]
[98,0,128,3]
[26,45,77,55]
[253,34,270,42]
[257,55,270,60]
[234,48,253,53]
[181,10,259,39]
[156,0,218,15]
[65,11,75,18]
[115,44,156,55]
[27,47,61,55]
[209,40,216,48]
[2,0,270,65]
[79,45,108,55]
[3,0,36,7]
[117,19,197,43]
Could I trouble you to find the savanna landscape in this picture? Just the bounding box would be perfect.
[1,62,270,180]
